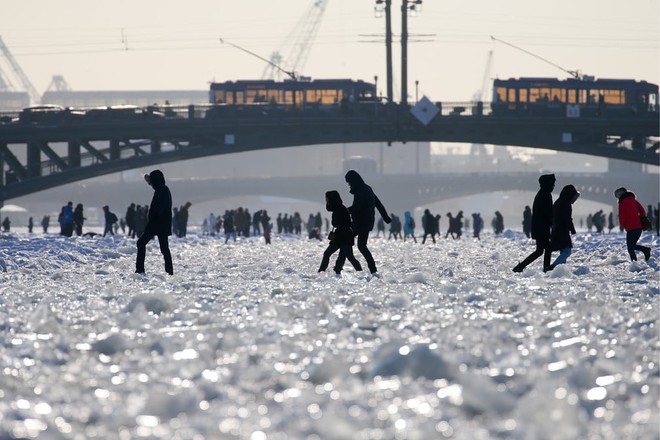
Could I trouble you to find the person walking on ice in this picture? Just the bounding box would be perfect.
[135,170,174,275]
[344,170,391,276]
[547,184,580,270]
[513,174,555,273]
[318,190,363,275]
[615,187,651,262]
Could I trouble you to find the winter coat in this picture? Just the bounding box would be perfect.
[403,211,415,235]
[617,191,646,231]
[345,170,390,232]
[531,175,554,240]
[325,190,354,245]
[550,184,578,250]
[422,209,434,234]
[146,170,173,236]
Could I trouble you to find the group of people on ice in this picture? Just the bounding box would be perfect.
[512,174,651,273]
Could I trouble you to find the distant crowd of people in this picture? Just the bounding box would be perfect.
[2,168,656,277]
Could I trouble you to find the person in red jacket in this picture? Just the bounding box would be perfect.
[615,187,651,262]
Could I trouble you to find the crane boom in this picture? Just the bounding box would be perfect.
[262,0,328,80]
[0,36,41,104]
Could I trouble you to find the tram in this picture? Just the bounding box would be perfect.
[491,77,659,118]
[208,78,376,107]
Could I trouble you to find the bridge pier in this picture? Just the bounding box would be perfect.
[27,142,41,178]
[152,139,161,154]
[110,140,120,161]
[68,141,81,168]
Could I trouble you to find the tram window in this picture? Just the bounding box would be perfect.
[567,90,576,104]
[538,88,550,102]
[588,90,600,104]
[519,89,528,102]
[602,89,624,105]
[284,91,294,104]
[305,90,317,103]
[550,88,565,103]
[496,87,507,102]
[235,91,244,104]
[578,90,587,104]
[508,89,516,103]
[318,89,340,104]
[295,91,303,106]
[529,88,540,103]
[265,89,280,104]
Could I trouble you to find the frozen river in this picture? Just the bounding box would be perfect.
[0,229,657,439]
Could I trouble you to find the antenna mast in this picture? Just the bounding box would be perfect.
[491,35,582,79]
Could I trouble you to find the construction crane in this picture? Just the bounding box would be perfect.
[0,36,41,105]
[261,0,328,80]
[471,49,493,102]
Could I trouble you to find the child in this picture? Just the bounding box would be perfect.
[318,191,363,275]
[548,184,580,270]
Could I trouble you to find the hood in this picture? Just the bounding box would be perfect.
[538,173,556,190]
[559,184,580,203]
[149,169,166,188]
[325,190,343,212]
[344,170,365,194]
[405,211,412,220]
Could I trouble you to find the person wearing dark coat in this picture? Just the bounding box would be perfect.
[421,209,436,244]
[102,205,118,237]
[547,184,580,269]
[28,217,34,233]
[615,187,651,262]
[522,205,532,238]
[318,191,363,274]
[513,174,555,273]
[136,170,173,275]
[345,170,391,275]
[73,203,85,236]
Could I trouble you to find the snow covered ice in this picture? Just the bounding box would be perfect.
[0,228,658,439]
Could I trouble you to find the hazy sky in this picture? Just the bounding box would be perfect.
[1,0,658,102]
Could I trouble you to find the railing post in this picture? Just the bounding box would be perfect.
[188,105,195,120]
[110,140,120,161]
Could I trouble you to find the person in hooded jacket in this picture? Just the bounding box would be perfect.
[421,209,436,244]
[318,190,363,275]
[513,174,555,273]
[403,211,417,243]
[136,169,173,275]
[547,184,580,269]
[344,170,391,275]
[615,187,651,262]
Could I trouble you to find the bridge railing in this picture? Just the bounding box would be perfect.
[0,101,493,125]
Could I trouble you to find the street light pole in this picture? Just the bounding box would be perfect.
[385,0,393,104]
[401,0,408,106]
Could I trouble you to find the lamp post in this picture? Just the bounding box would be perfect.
[401,0,422,106]
[374,0,393,104]
[415,80,419,103]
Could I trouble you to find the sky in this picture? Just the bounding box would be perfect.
[1,0,658,102]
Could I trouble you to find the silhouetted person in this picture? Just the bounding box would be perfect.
[376,217,385,238]
[318,190,363,275]
[513,174,555,273]
[522,205,532,238]
[126,203,137,238]
[492,211,504,235]
[177,201,192,237]
[60,201,74,237]
[472,212,482,239]
[41,215,50,233]
[403,211,417,243]
[421,209,436,244]
[102,205,118,237]
[28,217,33,233]
[615,187,651,262]
[345,170,391,275]
[73,203,85,236]
[548,184,580,270]
[136,170,173,275]
[2,217,10,232]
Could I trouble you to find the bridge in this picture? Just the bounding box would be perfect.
[0,102,658,203]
